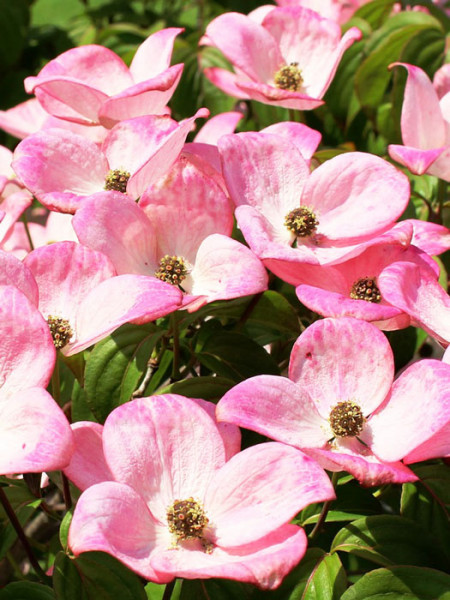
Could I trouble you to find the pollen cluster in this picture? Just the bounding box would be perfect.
[47,315,73,349]
[167,497,209,541]
[155,255,188,286]
[350,278,381,303]
[104,169,130,193]
[284,206,319,238]
[329,400,365,438]
[274,62,303,91]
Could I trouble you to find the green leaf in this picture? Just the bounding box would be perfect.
[180,579,254,600]
[331,515,449,571]
[59,509,73,551]
[0,582,55,600]
[54,551,147,600]
[341,566,450,599]
[0,0,29,70]
[243,291,300,343]
[158,375,234,401]
[264,548,347,600]
[84,323,165,422]
[196,331,280,381]
[352,0,396,28]
[31,0,84,28]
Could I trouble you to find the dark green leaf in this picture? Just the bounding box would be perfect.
[158,375,234,401]
[331,515,449,571]
[0,0,29,70]
[341,565,450,599]
[0,582,55,600]
[352,0,396,28]
[180,579,254,600]
[84,324,165,422]
[53,552,87,600]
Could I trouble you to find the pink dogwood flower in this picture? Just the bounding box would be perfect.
[12,110,207,213]
[294,227,440,330]
[202,6,361,111]
[217,317,450,486]
[274,0,370,23]
[68,394,335,588]
[23,241,183,356]
[388,63,450,181]
[0,283,73,474]
[0,145,33,244]
[25,28,184,127]
[73,154,268,311]
[218,132,410,275]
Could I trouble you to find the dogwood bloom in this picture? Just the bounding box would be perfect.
[73,154,268,311]
[388,63,450,181]
[25,28,184,127]
[202,6,361,111]
[218,132,410,276]
[274,0,370,23]
[0,283,73,474]
[12,110,207,213]
[217,318,450,486]
[68,394,335,588]
[23,241,183,356]
[0,145,33,244]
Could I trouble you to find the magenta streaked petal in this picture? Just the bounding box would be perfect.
[69,481,171,583]
[192,398,241,460]
[194,111,243,144]
[130,28,184,81]
[152,524,307,589]
[217,375,328,448]
[0,387,73,474]
[101,396,226,522]
[289,317,394,418]
[365,360,450,462]
[63,422,114,491]
[388,144,444,175]
[262,121,321,163]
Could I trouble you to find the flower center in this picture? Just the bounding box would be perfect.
[104,169,130,194]
[274,62,303,91]
[350,278,381,303]
[329,401,365,438]
[155,255,188,286]
[284,207,319,237]
[47,315,73,350]
[167,497,209,541]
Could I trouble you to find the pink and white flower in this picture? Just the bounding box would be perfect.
[202,6,361,111]
[25,28,184,127]
[217,318,450,486]
[68,394,335,588]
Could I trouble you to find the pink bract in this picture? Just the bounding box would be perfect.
[12,110,207,213]
[68,394,335,588]
[274,0,371,24]
[0,284,73,474]
[388,63,450,181]
[218,132,410,273]
[202,7,361,111]
[73,154,268,311]
[23,241,183,356]
[217,318,450,485]
[25,28,184,127]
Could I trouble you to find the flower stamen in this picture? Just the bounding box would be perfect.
[350,278,381,303]
[47,315,73,350]
[285,206,319,237]
[104,169,130,194]
[329,401,365,438]
[155,255,188,286]
[274,62,303,91]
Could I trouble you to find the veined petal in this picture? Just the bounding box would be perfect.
[130,28,184,81]
[388,144,445,175]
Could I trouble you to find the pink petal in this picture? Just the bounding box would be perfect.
[379,261,450,344]
[0,285,55,398]
[24,241,116,327]
[388,144,445,175]
[12,129,107,213]
[301,152,410,242]
[151,524,307,589]
[101,395,226,523]
[0,98,48,139]
[203,67,252,100]
[366,360,450,462]
[305,439,417,487]
[99,65,184,127]
[235,79,324,110]
[0,248,38,305]
[217,375,328,448]
[69,481,170,583]
[433,63,450,98]
[130,28,184,81]
[409,219,450,255]
[403,421,450,463]
[205,442,334,546]
[191,398,241,460]
[194,112,243,144]
[289,317,394,418]
[262,121,321,163]
[0,387,73,474]
[72,192,158,275]
[188,234,268,304]
[63,422,114,491]
[205,13,284,83]
[391,63,446,148]
[68,274,183,355]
